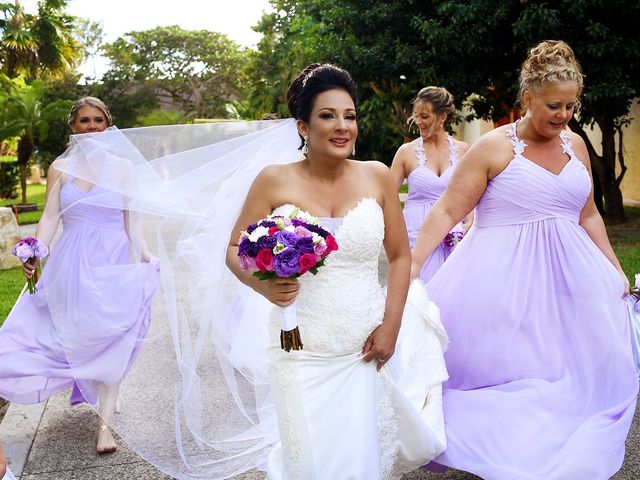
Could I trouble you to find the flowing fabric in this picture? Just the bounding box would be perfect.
[426,121,638,479]
[265,201,448,479]
[4,119,448,479]
[0,157,158,405]
[403,136,460,282]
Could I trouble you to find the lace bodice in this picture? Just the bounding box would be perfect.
[270,198,386,353]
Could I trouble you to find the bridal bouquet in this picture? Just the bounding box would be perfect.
[13,236,49,294]
[442,222,465,251]
[238,207,338,351]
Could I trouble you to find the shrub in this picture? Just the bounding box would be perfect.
[0,157,18,199]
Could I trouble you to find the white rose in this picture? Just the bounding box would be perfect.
[249,226,269,242]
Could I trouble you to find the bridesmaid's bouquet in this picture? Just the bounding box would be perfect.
[12,236,49,294]
[442,222,465,251]
[627,274,640,377]
[238,207,338,351]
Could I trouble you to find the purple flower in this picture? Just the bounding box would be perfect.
[256,235,277,251]
[276,230,298,248]
[34,243,49,258]
[295,236,314,254]
[239,255,253,271]
[305,223,330,238]
[13,243,33,262]
[292,218,307,227]
[246,223,259,234]
[273,247,300,277]
[294,226,312,237]
[259,220,277,228]
[238,237,258,257]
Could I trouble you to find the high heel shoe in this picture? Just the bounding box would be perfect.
[96,424,117,454]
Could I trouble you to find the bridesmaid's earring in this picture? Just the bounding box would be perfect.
[352,143,356,157]
[302,136,309,156]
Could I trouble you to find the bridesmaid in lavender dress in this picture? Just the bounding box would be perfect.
[0,98,158,454]
[390,87,470,282]
[411,41,638,479]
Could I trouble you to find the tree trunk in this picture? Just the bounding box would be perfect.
[599,117,626,224]
[17,135,34,205]
[568,117,625,223]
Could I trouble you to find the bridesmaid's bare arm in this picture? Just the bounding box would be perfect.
[410,130,508,277]
[389,143,412,191]
[572,133,627,292]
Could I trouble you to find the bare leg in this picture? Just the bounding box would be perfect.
[96,382,119,453]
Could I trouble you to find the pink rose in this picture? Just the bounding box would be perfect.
[298,253,318,274]
[13,243,34,262]
[313,241,327,256]
[325,235,338,254]
[294,226,312,237]
[256,248,274,273]
[282,218,292,227]
[238,255,254,271]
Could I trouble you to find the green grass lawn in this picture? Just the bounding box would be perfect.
[609,206,640,283]
[0,267,24,326]
[0,183,46,225]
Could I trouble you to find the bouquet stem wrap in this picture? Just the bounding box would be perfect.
[279,302,303,352]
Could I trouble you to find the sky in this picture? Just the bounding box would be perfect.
[20,0,273,78]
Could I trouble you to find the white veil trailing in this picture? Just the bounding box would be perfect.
[53,119,302,478]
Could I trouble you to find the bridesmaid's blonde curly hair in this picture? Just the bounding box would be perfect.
[518,40,584,110]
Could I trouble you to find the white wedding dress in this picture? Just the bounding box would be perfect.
[266,198,449,479]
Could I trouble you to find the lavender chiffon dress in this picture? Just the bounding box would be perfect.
[403,136,460,282]
[426,122,638,479]
[0,178,158,405]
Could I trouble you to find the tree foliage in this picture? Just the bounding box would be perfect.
[246,0,639,222]
[0,0,82,80]
[102,26,249,119]
[0,76,71,203]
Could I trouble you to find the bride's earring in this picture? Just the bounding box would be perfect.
[352,143,356,157]
[302,136,309,156]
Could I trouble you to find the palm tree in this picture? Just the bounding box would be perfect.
[0,0,81,80]
[0,75,71,204]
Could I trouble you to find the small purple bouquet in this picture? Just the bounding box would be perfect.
[626,274,640,377]
[631,274,640,306]
[238,206,338,351]
[442,222,465,251]
[12,237,49,294]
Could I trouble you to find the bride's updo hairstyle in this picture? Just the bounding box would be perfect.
[286,63,358,149]
[518,40,583,110]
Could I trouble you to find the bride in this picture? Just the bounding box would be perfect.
[46,64,448,479]
[226,63,448,479]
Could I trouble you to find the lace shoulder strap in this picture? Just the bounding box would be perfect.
[559,130,576,159]
[415,138,427,166]
[446,135,459,164]
[505,120,527,156]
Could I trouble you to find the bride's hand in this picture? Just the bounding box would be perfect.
[257,277,300,307]
[362,322,399,371]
